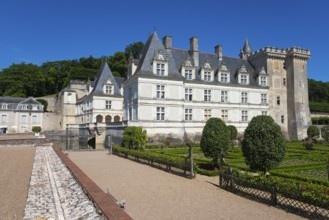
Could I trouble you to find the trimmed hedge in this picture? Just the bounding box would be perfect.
[311,116,329,125]
[310,101,329,113]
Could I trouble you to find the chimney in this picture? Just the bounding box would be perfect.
[215,45,223,61]
[190,37,199,66]
[163,36,172,50]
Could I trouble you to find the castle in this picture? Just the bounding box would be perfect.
[0,32,311,141]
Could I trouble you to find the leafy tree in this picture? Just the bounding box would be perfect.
[307,125,320,138]
[125,42,144,60]
[122,126,148,150]
[108,52,128,77]
[321,125,329,143]
[36,99,48,112]
[227,125,238,141]
[242,115,285,173]
[200,118,229,166]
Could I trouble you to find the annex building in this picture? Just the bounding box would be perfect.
[124,31,311,141]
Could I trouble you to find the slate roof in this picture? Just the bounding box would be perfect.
[133,32,262,87]
[90,62,122,96]
[0,97,43,111]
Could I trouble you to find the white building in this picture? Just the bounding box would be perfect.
[0,97,44,133]
[124,32,311,141]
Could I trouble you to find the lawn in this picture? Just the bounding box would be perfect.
[147,142,329,182]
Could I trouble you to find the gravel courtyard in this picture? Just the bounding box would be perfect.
[0,145,35,219]
[69,151,304,220]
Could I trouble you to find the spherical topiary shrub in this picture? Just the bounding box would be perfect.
[227,125,238,141]
[241,115,285,173]
[321,125,329,143]
[307,125,320,138]
[200,118,229,167]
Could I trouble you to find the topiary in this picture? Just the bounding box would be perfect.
[32,126,42,133]
[122,126,148,150]
[241,115,285,173]
[321,125,329,143]
[307,125,320,138]
[227,125,238,141]
[200,118,229,167]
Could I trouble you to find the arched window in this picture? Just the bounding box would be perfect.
[114,115,120,122]
[105,115,112,123]
[96,115,103,123]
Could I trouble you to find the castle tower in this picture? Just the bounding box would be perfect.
[285,47,311,139]
[240,38,252,60]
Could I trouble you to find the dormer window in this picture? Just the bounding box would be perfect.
[104,84,113,94]
[152,50,168,76]
[218,63,230,83]
[257,67,268,86]
[181,58,195,80]
[201,61,214,82]
[237,65,249,85]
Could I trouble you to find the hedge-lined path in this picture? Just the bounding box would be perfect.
[69,151,305,220]
[0,145,35,220]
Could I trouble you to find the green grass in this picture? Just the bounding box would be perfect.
[146,142,329,182]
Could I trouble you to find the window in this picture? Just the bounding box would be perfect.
[261,94,267,105]
[105,85,113,94]
[1,115,7,123]
[283,78,286,86]
[221,110,228,122]
[105,101,112,109]
[277,96,280,105]
[156,63,165,76]
[262,111,267,116]
[260,76,267,86]
[2,104,8,110]
[242,110,248,122]
[21,115,27,123]
[22,105,28,110]
[185,69,193,80]
[241,92,248,104]
[204,90,211,102]
[185,108,192,121]
[156,107,165,121]
[204,109,211,121]
[185,88,193,101]
[240,74,248,85]
[221,91,228,103]
[156,85,165,99]
[204,71,211,81]
[281,115,285,124]
[32,115,37,123]
[221,73,229,83]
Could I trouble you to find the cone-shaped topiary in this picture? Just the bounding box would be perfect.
[307,125,320,138]
[200,118,229,167]
[242,115,285,173]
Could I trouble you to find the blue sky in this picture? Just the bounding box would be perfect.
[0,0,328,81]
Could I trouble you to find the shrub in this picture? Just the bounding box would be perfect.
[241,115,285,173]
[36,99,48,112]
[302,137,314,151]
[307,125,320,138]
[32,126,42,133]
[122,126,147,150]
[321,125,329,143]
[200,118,229,166]
[227,125,238,141]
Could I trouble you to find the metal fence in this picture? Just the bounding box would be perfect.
[219,158,329,219]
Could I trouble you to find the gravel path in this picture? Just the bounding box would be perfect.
[69,151,305,220]
[0,145,35,220]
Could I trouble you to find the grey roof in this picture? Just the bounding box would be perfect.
[0,97,43,111]
[242,38,252,54]
[131,33,264,88]
[90,62,121,96]
[135,31,181,78]
[114,77,125,88]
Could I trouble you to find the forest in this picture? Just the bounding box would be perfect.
[0,41,328,112]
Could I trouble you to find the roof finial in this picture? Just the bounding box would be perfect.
[243,37,252,54]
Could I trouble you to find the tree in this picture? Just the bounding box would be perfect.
[122,126,148,150]
[200,118,229,167]
[321,125,329,143]
[36,99,48,112]
[125,42,144,60]
[227,125,238,141]
[108,52,128,77]
[242,115,285,173]
[307,125,320,138]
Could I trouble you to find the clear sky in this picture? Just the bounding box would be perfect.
[0,0,328,81]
